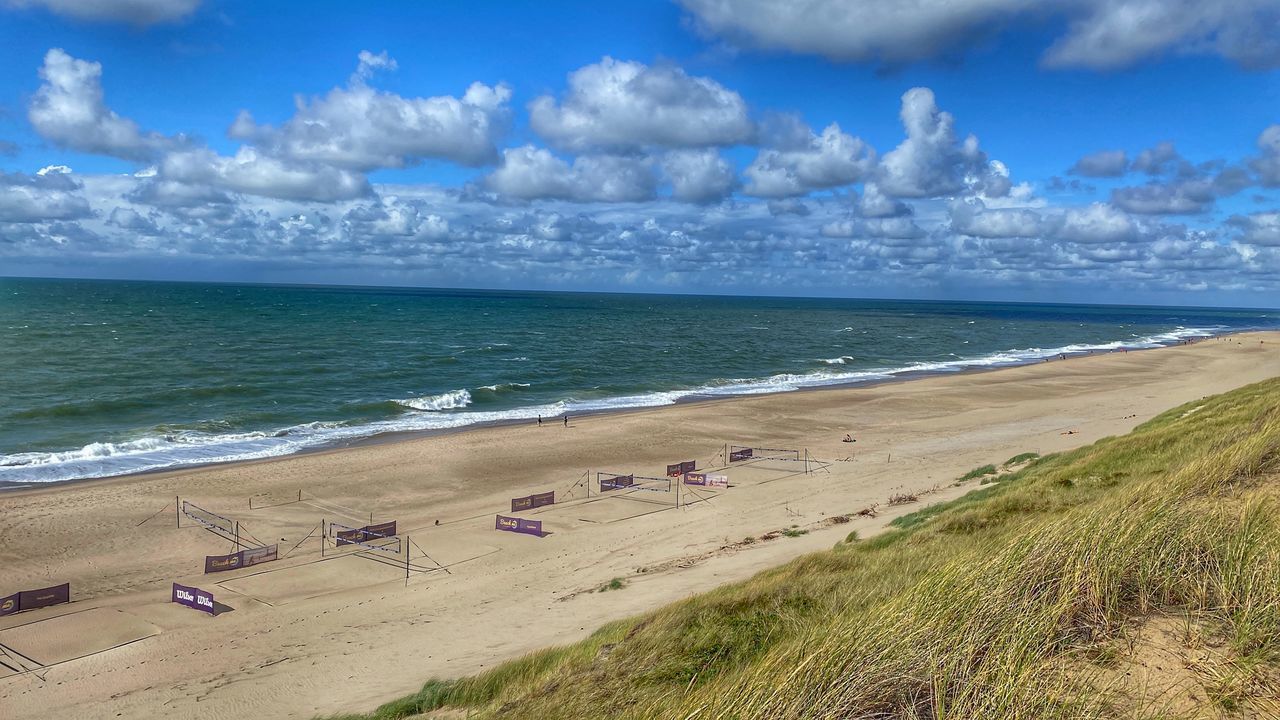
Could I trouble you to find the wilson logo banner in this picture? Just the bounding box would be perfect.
[172,582,215,614]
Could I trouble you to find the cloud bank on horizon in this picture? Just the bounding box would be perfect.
[1,0,1278,304]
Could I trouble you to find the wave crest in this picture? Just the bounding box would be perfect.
[395,389,472,411]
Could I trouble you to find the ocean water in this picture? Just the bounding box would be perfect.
[1,277,1274,484]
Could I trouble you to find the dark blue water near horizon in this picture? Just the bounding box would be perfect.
[2,276,1276,484]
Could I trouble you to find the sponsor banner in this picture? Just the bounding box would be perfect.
[666,461,698,477]
[336,521,397,546]
[600,474,634,491]
[0,583,71,615]
[511,491,555,512]
[172,583,215,615]
[683,472,708,486]
[707,474,729,487]
[495,514,543,537]
[205,544,280,573]
[19,583,70,612]
[365,520,397,538]
[729,448,753,462]
[204,551,242,573]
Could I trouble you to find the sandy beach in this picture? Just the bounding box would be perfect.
[1,333,1276,720]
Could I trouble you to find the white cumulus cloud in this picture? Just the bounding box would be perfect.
[529,57,755,152]
[230,52,512,170]
[744,121,875,197]
[29,49,186,161]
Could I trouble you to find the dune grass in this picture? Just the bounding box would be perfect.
[1003,451,1041,466]
[958,463,999,481]
[327,377,1280,720]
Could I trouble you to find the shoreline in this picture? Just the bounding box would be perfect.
[0,328,1251,495]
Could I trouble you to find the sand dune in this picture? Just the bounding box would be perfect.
[0,333,1276,719]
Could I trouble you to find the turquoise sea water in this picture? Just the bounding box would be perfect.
[1,277,1275,484]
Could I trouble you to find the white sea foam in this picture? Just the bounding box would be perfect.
[477,382,531,391]
[0,325,1228,484]
[820,356,855,365]
[395,389,472,411]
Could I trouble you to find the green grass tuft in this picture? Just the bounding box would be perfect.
[959,463,999,481]
[598,577,626,592]
[1003,451,1041,466]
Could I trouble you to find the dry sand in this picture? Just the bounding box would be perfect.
[1,332,1277,719]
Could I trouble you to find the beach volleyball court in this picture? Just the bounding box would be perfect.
[0,607,159,671]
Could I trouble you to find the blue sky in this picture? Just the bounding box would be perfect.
[1,0,1278,306]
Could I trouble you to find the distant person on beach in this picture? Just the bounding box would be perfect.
[564,415,569,427]
[537,414,542,426]
[843,434,855,443]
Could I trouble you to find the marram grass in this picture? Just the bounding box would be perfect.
[328,377,1280,720]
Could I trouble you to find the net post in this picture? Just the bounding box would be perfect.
[235,521,240,550]
[298,488,302,502]
[405,535,410,585]
[175,496,180,528]
[321,519,326,558]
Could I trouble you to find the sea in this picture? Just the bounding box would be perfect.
[1,277,1275,485]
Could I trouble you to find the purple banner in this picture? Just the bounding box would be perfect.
[205,544,279,573]
[0,583,70,616]
[495,514,543,537]
[666,461,697,477]
[336,521,397,546]
[683,472,708,486]
[600,474,634,491]
[19,583,69,611]
[729,448,753,462]
[172,583,215,614]
[511,491,555,512]
[707,474,729,487]
[204,551,242,573]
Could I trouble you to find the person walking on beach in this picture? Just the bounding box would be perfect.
[537,414,542,426]
[563,415,569,428]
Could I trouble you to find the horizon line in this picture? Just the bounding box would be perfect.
[2,273,1278,313]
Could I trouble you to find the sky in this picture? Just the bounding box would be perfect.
[1,1,1279,306]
